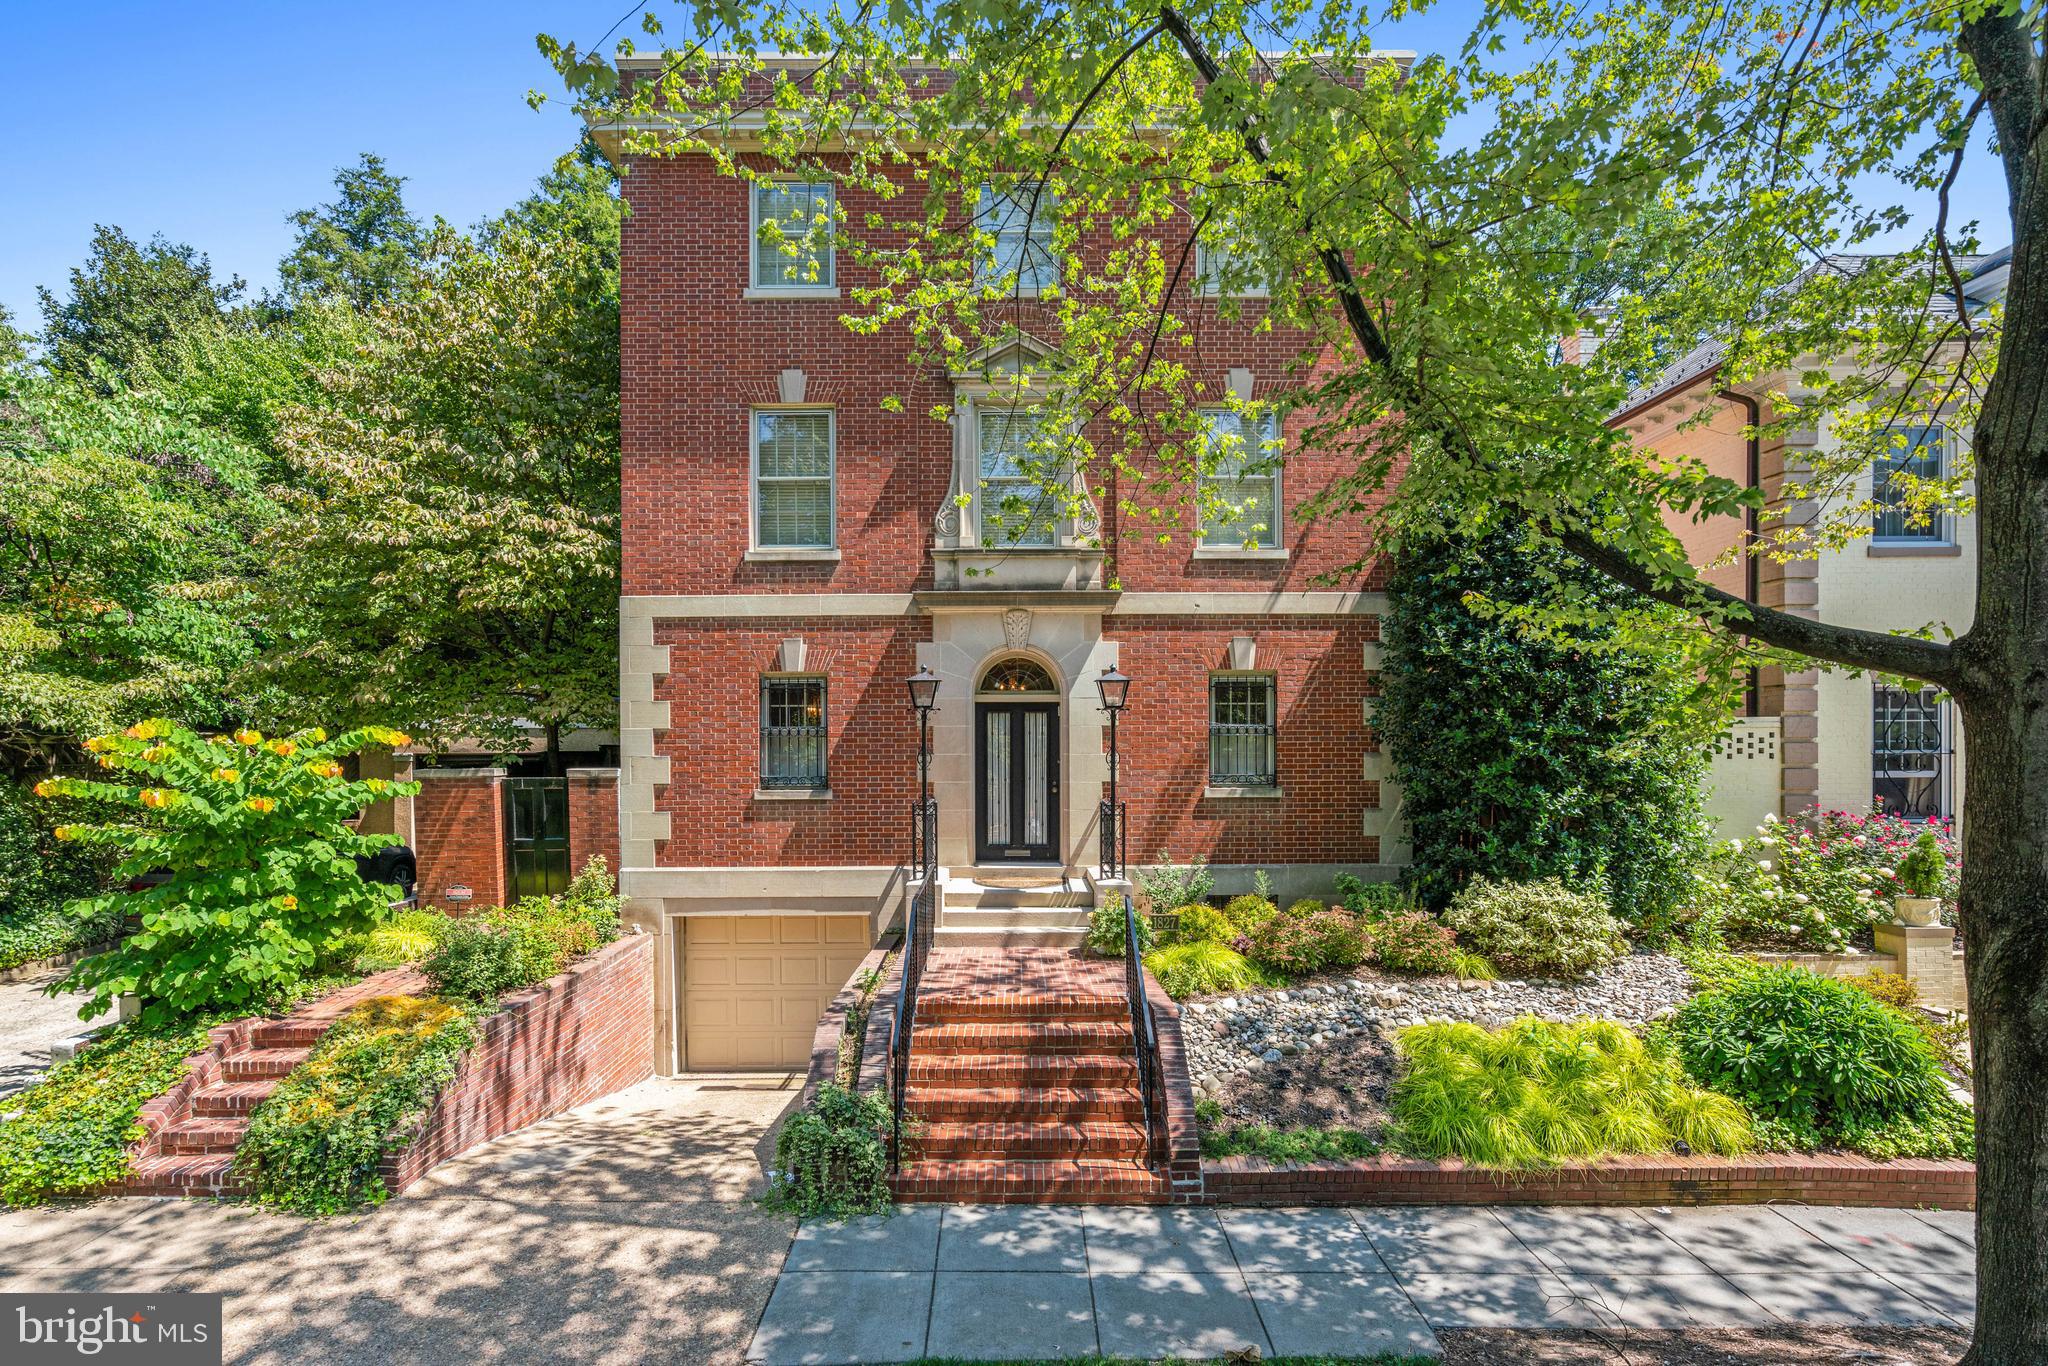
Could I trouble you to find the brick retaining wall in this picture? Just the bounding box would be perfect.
[380,933,656,1195]
[1202,1151,1975,1210]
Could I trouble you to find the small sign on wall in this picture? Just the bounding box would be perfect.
[444,885,473,904]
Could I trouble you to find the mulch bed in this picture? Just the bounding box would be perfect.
[1204,1029,1397,1138]
[1437,1326,1968,1364]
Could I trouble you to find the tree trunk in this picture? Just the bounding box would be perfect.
[1954,215,2048,1366]
[542,720,565,778]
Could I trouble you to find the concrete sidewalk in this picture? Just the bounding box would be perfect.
[0,966,94,1098]
[747,1203,1977,1363]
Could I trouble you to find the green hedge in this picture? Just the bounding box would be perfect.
[1377,528,1715,923]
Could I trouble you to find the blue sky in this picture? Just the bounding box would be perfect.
[0,3,2008,331]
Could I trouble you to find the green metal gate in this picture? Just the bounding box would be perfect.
[505,777,571,900]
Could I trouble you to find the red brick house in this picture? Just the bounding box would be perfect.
[597,55,1405,1076]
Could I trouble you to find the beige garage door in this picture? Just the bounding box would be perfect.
[682,915,870,1070]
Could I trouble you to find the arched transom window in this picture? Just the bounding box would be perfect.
[979,658,1057,695]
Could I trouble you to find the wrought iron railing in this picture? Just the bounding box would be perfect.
[891,797,939,1171]
[1098,798,1127,881]
[1120,892,1162,1168]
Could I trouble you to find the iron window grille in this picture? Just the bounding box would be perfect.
[760,676,828,788]
[1873,424,1948,543]
[1873,683,1948,819]
[1209,675,1277,785]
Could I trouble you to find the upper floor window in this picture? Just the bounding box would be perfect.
[976,184,1060,294]
[753,410,835,549]
[760,676,827,788]
[752,182,835,290]
[1209,674,1277,786]
[1874,424,1948,543]
[1197,409,1282,549]
[977,407,1061,547]
[1194,239,1268,297]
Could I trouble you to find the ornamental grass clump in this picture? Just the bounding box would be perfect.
[237,994,476,1215]
[35,721,420,1025]
[1442,877,1624,978]
[1143,940,1284,999]
[1670,965,1968,1157]
[1390,1017,1752,1167]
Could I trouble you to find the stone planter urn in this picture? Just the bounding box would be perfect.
[1894,896,1943,927]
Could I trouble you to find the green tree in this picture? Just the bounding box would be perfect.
[0,368,274,777]
[480,140,622,284]
[36,226,244,389]
[550,3,2047,1353]
[259,224,620,763]
[1379,527,1717,924]
[275,153,427,310]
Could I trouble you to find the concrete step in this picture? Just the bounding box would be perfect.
[220,1048,306,1081]
[932,926,1088,949]
[942,883,1091,910]
[913,1119,1149,1159]
[914,1019,1133,1055]
[937,904,1091,928]
[192,1079,280,1116]
[906,1084,1147,1123]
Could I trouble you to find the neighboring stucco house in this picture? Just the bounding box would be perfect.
[593,54,1410,1074]
[1611,248,2006,837]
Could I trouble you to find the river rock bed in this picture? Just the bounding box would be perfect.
[1179,951,1697,1099]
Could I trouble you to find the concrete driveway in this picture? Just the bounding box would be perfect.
[0,966,95,1097]
[0,1074,805,1364]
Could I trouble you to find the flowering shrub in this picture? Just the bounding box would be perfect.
[1244,907,1368,974]
[36,721,420,1024]
[1814,808,1960,901]
[1690,813,1891,951]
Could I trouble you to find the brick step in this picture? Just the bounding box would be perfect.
[250,1020,331,1049]
[192,1079,280,1116]
[913,1118,1149,1159]
[160,1116,252,1155]
[908,1052,1137,1087]
[913,1019,1133,1055]
[906,1084,1147,1123]
[893,1157,1170,1205]
[119,1153,248,1197]
[220,1048,306,1081]
[918,994,1128,1024]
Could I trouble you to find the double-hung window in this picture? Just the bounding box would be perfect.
[977,407,1060,546]
[752,181,835,290]
[760,676,828,788]
[753,410,835,550]
[976,184,1060,294]
[1873,424,1948,543]
[1197,409,1282,549]
[1194,239,1267,297]
[1209,675,1277,786]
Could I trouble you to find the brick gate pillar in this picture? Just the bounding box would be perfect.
[413,767,508,913]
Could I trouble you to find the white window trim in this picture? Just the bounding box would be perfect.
[749,406,837,553]
[1196,407,1284,551]
[975,183,1060,298]
[1871,423,1954,547]
[1193,241,1271,298]
[749,180,837,295]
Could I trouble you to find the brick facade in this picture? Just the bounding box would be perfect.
[413,769,507,912]
[381,932,657,1195]
[566,767,622,876]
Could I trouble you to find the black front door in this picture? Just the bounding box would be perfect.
[505,777,571,900]
[976,702,1059,862]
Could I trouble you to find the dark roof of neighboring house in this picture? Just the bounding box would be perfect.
[1615,248,2010,416]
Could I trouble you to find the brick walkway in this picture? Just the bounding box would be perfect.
[747,1202,1977,1363]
